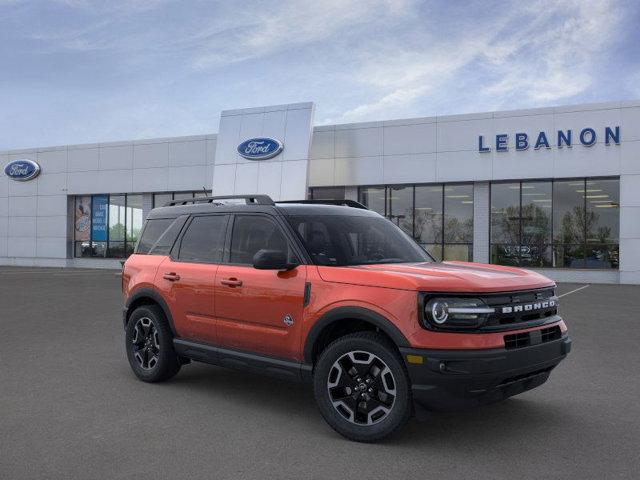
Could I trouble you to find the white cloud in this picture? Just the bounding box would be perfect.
[334,0,625,122]
[482,0,621,105]
[0,0,634,149]
[191,0,414,70]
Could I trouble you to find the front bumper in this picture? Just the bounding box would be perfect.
[399,334,571,411]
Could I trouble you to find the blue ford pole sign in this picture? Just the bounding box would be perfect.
[237,138,283,160]
[4,159,41,181]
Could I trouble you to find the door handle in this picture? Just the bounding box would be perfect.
[163,272,181,281]
[220,278,243,287]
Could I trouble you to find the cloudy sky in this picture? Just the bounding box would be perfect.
[1,0,638,150]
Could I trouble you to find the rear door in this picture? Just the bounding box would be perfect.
[156,214,229,343]
[214,214,307,360]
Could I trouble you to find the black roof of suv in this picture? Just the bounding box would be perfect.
[147,194,375,220]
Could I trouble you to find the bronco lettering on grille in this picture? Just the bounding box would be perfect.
[501,299,555,314]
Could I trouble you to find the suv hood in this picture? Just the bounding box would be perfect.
[316,261,554,293]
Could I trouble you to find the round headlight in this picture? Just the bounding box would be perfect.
[430,300,449,324]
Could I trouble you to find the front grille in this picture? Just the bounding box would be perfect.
[483,288,558,328]
[418,287,560,333]
[541,325,562,343]
[504,332,530,349]
[504,325,562,350]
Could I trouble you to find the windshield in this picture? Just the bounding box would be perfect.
[286,214,432,266]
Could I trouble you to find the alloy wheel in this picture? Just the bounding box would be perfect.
[327,350,396,425]
[131,317,160,370]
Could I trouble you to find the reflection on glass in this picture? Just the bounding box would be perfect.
[444,184,473,243]
[491,178,620,269]
[173,192,195,201]
[92,241,107,258]
[553,244,585,268]
[153,193,172,207]
[491,244,520,267]
[109,195,126,243]
[444,244,472,262]
[388,186,413,236]
[359,187,386,216]
[126,194,143,254]
[585,244,618,269]
[422,244,442,262]
[361,184,474,262]
[491,183,520,245]
[520,181,552,267]
[585,179,619,245]
[415,185,442,244]
[553,180,585,245]
[310,187,346,200]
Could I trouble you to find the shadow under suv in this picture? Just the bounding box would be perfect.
[122,195,571,442]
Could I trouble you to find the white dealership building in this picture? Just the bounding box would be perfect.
[1,100,639,284]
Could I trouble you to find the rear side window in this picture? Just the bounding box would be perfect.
[149,217,188,255]
[136,218,174,254]
[178,215,227,263]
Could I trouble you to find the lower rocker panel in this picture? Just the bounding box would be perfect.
[173,338,313,383]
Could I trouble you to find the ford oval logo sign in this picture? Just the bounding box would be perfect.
[4,159,41,181]
[237,137,283,160]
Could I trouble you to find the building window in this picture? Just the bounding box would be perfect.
[73,193,146,259]
[108,194,126,258]
[359,186,386,216]
[443,184,474,262]
[358,183,474,261]
[152,190,212,208]
[125,194,143,255]
[309,187,345,200]
[490,178,619,269]
[491,181,552,267]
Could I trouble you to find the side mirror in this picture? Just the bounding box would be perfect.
[252,249,298,271]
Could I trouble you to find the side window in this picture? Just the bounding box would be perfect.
[229,215,294,265]
[136,218,174,254]
[149,216,188,255]
[178,215,227,263]
[295,220,336,265]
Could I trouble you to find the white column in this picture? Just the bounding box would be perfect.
[213,103,315,201]
[142,193,154,220]
[473,182,490,264]
[619,173,640,284]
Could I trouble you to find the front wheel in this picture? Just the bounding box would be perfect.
[125,305,181,383]
[313,332,412,442]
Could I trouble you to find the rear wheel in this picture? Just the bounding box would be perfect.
[125,305,181,382]
[313,332,412,442]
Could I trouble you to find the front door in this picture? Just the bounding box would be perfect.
[215,214,307,360]
[156,214,229,344]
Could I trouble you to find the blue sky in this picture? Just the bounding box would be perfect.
[1,0,639,150]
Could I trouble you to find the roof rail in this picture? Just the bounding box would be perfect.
[164,194,275,207]
[275,199,368,210]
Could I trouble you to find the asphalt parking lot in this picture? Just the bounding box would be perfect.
[1,268,639,479]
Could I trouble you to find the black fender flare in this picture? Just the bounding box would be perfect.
[124,288,176,336]
[303,306,410,364]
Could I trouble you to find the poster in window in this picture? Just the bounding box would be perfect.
[91,194,108,242]
[74,196,91,241]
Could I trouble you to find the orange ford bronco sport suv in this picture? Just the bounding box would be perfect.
[122,195,571,442]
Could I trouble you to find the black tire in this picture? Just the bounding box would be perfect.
[313,332,412,442]
[125,304,181,383]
